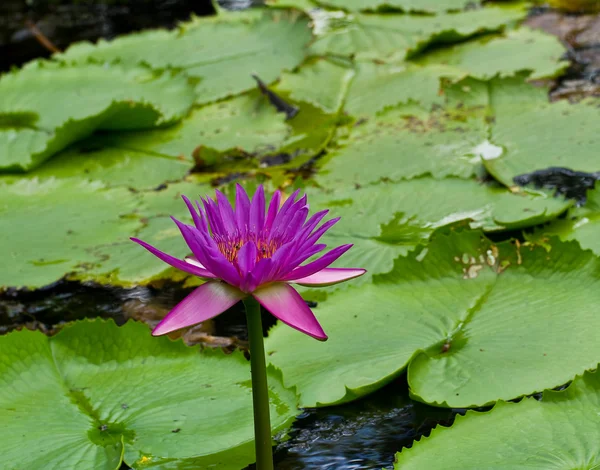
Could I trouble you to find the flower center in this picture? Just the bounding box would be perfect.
[214,234,280,263]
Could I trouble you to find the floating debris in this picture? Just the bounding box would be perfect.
[513,167,600,205]
[252,74,299,120]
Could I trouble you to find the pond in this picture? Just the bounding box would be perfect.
[1,0,600,469]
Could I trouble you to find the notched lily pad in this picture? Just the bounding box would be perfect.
[484,76,600,188]
[268,230,599,408]
[0,319,297,470]
[58,9,312,106]
[301,176,570,292]
[395,368,600,469]
[413,28,568,81]
[0,61,195,171]
[103,92,290,172]
[309,6,526,62]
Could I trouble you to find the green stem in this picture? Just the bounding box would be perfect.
[243,297,274,470]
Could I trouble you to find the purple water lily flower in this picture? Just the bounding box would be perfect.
[131,184,365,341]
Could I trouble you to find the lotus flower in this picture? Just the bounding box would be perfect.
[131,185,365,340]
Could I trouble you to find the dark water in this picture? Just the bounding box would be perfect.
[0,282,460,470]
[0,0,265,72]
[270,379,460,470]
[526,7,600,101]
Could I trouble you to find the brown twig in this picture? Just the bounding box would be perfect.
[25,20,61,54]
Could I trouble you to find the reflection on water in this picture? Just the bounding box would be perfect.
[270,378,460,470]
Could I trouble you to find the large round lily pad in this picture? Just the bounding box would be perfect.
[395,368,600,469]
[303,177,570,289]
[59,9,312,105]
[0,61,195,172]
[309,5,526,62]
[267,231,600,408]
[0,178,214,289]
[0,319,297,470]
[483,76,600,188]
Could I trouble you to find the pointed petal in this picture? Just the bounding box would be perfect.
[249,185,266,233]
[284,243,327,274]
[202,197,225,236]
[302,217,340,248]
[281,244,353,281]
[185,257,206,269]
[237,241,257,278]
[270,193,305,239]
[267,238,298,280]
[152,282,245,336]
[298,210,329,241]
[265,190,281,232]
[235,184,251,232]
[252,283,327,341]
[273,205,308,243]
[172,218,240,286]
[290,268,366,287]
[216,190,237,234]
[131,238,217,279]
[245,258,273,292]
[181,195,206,232]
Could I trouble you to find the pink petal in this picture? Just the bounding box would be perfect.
[252,283,327,341]
[249,185,266,232]
[202,197,225,236]
[270,193,306,239]
[182,195,206,231]
[265,190,281,232]
[301,217,340,250]
[237,241,257,278]
[281,244,353,281]
[185,257,206,269]
[246,258,273,292]
[131,238,217,279]
[235,184,251,231]
[216,190,236,234]
[297,210,328,240]
[152,281,245,336]
[172,218,240,287]
[290,268,366,287]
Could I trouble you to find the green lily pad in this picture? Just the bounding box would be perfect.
[319,89,489,185]
[395,368,600,469]
[105,62,353,173]
[341,26,565,118]
[276,58,354,115]
[484,76,600,187]
[299,177,570,293]
[0,319,297,470]
[75,179,216,286]
[0,177,219,289]
[407,238,600,407]
[414,28,568,81]
[529,188,600,257]
[0,178,142,289]
[267,231,599,408]
[13,139,193,190]
[343,63,459,118]
[104,92,289,170]
[265,0,317,11]
[316,0,479,13]
[59,10,312,105]
[268,59,354,168]
[266,230,495,407]
[309,5,526,62]
[0,61,195,172]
